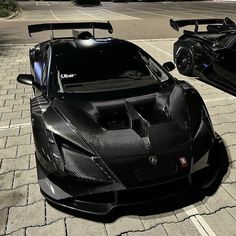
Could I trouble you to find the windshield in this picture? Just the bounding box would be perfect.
[55,44,170,93]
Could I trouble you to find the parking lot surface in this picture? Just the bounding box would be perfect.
[0,39,235,236]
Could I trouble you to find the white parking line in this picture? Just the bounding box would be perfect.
[35,1,50,6]
[50,10,61,21]
[142,41,172,57]
[126,7,179,19]
[150,7,213,18]
[169,5,236,17]
[76,9,101,20]
[184,205,216,236]
[101,9,141,20]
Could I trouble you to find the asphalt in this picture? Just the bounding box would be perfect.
[0,1,236,236]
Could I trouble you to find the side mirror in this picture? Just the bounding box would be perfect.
[17,74,33,86]
[163,61,175,72]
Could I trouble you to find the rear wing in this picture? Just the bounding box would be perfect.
[170,17,235,33]
[28,21,113,37]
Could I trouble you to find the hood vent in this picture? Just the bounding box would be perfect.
[97,106,130,130]
[126,102,149,137]
[95,97,169,137]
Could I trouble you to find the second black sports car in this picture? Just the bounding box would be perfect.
[17,21,225,215]
[170,17,236,96]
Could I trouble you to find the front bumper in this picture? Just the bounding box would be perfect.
[37,135,227,215]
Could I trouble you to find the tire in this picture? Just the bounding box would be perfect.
[175,46,194,76]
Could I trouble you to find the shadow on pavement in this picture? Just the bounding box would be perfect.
[47,134,229,223]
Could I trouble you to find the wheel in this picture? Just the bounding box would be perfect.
[175,47,194,76]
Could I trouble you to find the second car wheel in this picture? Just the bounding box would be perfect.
[176,46,194,76]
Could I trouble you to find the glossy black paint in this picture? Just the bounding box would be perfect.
[171,17,236,96]
[17,22,226,215]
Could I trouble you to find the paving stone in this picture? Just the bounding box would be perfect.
[226,162,236,182]
[0,137,6,148]
[203,209,236,236]
[163,218,202,236]
[22,110,30,118]
[26,219,66,236]
[0,119,10,129]
[10,117,31,126]
[7,201,45,234]
[226,145,236,162]
[66,218,107,236]
[20,126,32,135]
[222,183,236,201]
[141,212,178,229]
[0,128,19,138]
[28,183,44,205]
[0,89,8,95]
[226,206,236,220]
[46,202,71,224]
[0,171,14,190]
[0,156,29,174]
[202,187,236,212]
[0,146,17,159]
[1,84,17,90]
[0,100,5,107]
[29,154,36,169]
[0,105,13,113]
[30,134,34,144]
[7,228,25,236]
[13,104,30,112]
[17,144,35,157]
[15,94,32,100]
[127,225,168,236]
[0,208,8,235]
[106,216,144,236]
[8,88,25,95]
[6,134,31,147]
[23,99,30,105]
[5,98,23,106]
[13,168,37,188]
[2,111,22,121]
[0,186,27,209]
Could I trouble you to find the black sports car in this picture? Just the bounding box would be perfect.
[17,22,224,215]
[170,17,236,96]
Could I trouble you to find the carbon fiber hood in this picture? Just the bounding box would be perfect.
[43,84,195,187]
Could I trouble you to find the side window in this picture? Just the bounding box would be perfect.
[42,59,48,88]
[41,47,51,91]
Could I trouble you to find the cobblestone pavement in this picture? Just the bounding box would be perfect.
[0,40,236,236]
